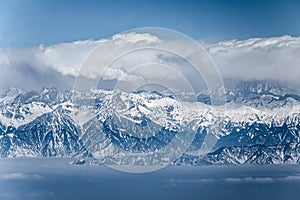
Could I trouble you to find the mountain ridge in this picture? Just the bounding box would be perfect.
[0,80,299,165]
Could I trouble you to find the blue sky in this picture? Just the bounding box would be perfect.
[0,0,299,47]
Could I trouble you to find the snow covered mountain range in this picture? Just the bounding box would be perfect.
[1,80,300,165]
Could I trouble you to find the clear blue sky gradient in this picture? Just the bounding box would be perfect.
[0,0,299,47]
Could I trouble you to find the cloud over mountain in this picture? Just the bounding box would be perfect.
[207,35,300,85]
[0,33,299,91]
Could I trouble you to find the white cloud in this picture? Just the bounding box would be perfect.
[38,32,160,77]
[206,35,300,85]
[101,68,143,82]
[0,33,299,91]
[111,32,160,44]
[0,32,161,90]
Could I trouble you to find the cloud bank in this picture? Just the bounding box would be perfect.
[207,35,300,85]
[0,33,299,91]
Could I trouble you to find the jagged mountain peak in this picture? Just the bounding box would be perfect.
[224,79,297,95]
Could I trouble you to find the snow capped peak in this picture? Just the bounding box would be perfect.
[1,81,300,165]
[0,87,23,105]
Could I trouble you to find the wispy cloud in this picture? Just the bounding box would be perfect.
[165,174,300,187]
[224,177,275,183]
[1,172,43,180]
